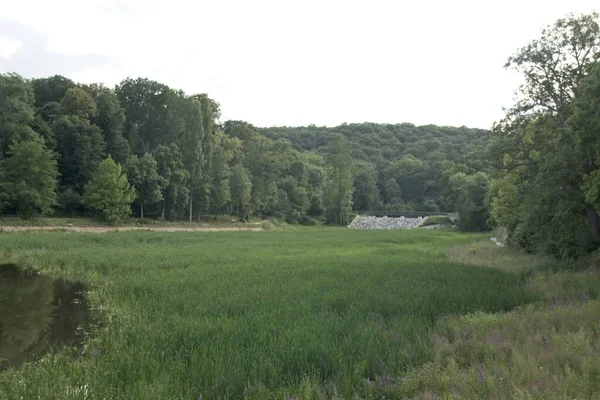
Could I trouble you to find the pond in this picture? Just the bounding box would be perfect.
[0,264,92,370]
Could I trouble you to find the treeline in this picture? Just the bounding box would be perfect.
[257,123,492,228]
[0,74,378,225]
[487,12,600,259]
[0,73,491,227]
[259,123,489,202]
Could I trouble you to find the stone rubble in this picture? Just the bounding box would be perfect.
[349,215,423,230]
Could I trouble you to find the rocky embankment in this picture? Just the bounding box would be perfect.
[349,215,423,229]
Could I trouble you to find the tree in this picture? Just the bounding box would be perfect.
[306,164,326,216]
[278,177,310,223]
[116,77,171,154]
[126,153,165,218]
[85,84,130,164]
[324,137,354,225]
[208,137,231,218]
[30,75,76,108]
[384,178,401,204]
[60,88,96,119]
[1,136,58,218]
[82,156,135,223]
[154,144,189,220]
[384,155,428,206]
[230,164,252,222]
[52,115,106,192]
[450,172,490,231]
[489,12,600,257]
[0,73,38,157]
[353,162,380,210]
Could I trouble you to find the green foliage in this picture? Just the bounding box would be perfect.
[154,144,189,220]
[125,153,165,218]
[324,137,355,225]
[0,136,58,218]
[208,136,232,216]
[0,73,37,157]
[82,156,135,223]
[30,75,75,107]
[55,187,82,214]
[85,84,130,164]
[59,88,96,119]
[489,12,600,258]
[259,123,490,211]
[0,70,494,224]
[52,115,106,192]
[230,164,252,221]
[116,78,172,154]
[450,172,490,231]
[352,162,380,210]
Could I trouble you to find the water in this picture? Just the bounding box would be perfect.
[0,264,92,370]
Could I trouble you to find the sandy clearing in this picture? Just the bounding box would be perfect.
[0,226,264,233]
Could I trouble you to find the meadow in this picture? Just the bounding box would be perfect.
[0,228,580,399]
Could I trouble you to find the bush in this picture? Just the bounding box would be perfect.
[299,215,318,226]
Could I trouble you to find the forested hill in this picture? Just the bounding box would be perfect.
[255,123,492,216]
[258,123,490,170]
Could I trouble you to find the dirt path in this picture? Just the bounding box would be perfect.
[0,226,264,233]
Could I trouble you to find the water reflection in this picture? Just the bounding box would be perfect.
[0,264,92,370]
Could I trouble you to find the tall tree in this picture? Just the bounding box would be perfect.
[230,164,252,222]
[52,115,106,192]
[306,163,326,216]
[193,94,219,219]
[450,172,490,231]
[0,73,37,157]
[383,178,403,207]
[353,162,380,210]
[180,96,205,222]
[208,134,232,219]
[126,153,165,218]
[1,136,58,218]
[489,12,600,257]
[85,84,130,164]
[82,156,135,223]
[324,136,355,225]
[59,88,97,119]
[154,144,189,220]
[30,75,75,108]
[116,78,171,154]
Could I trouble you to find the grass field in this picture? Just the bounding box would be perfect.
[0,228,593,399]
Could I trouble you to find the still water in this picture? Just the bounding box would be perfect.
[0,264,92,370]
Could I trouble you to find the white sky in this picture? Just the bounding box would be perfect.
[0,0,597,128]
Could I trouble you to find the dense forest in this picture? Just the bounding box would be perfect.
[0,76,490,227]
[2,12,600,260]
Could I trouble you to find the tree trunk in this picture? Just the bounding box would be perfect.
[586,206,600,241]
[141,203,144,219]
[161,201,166,220]
[189,193,193,222]
[214,212,218,221]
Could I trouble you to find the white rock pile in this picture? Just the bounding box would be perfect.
[349,215,423,230]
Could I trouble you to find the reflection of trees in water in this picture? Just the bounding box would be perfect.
[0,264,91,370]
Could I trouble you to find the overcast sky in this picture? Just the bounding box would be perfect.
[0,1,597,128]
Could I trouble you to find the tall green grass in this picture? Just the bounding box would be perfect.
[0,229,536,398]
